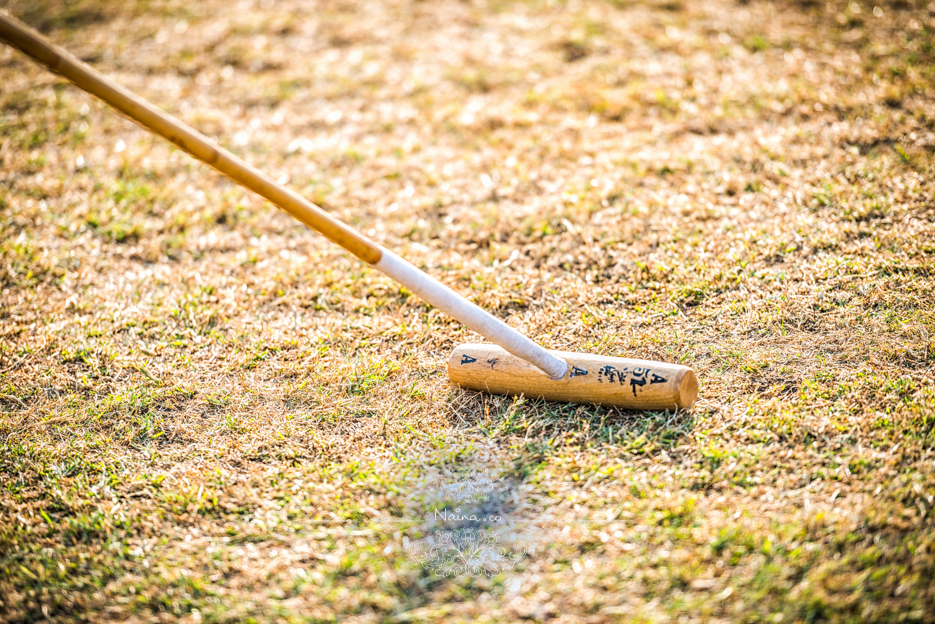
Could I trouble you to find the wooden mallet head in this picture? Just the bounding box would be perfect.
[449,344,697,411]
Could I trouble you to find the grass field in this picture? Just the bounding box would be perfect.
[1,0,934,622]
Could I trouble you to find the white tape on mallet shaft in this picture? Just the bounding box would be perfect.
[374,248,569,380]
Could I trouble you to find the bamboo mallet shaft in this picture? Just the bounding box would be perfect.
[1,13,701,409]
[0,11,570,381]
[0,12,380,264]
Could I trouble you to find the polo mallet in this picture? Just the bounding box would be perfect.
[0,13,697,410]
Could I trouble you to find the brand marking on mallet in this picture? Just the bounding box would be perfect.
[597,365,669,395]
[570,366,588,377]
[460,355,477,364]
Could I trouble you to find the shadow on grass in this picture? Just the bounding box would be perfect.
[446,388,697,457]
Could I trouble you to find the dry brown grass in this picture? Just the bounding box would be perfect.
[1,0,934,622]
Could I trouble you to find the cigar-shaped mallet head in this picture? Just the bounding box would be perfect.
[449,344,697,410]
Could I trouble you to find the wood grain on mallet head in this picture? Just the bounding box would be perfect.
[448,344,697,410]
